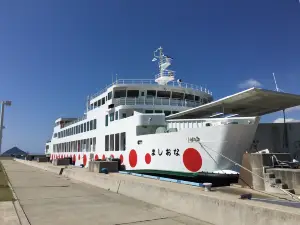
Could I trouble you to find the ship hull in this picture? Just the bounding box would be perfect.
[51,117,259,178]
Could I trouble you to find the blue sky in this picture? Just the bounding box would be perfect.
[0,0,300,153]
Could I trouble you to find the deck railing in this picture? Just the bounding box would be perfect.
[63,115,87,128]
[63,97,202,129]
[90,79,212,100]
[113,97,202,108]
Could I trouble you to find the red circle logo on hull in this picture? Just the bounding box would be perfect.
[129,149,137,168]
[183,148,202,172]
[145,153,151,164]
[83,155,87,166]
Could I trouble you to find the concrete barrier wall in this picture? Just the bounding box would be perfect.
[62,168,121,193]
[14,159,300,225]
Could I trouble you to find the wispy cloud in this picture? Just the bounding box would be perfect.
[238,79,262,89]
[285,106,300,113]
[273,118,300,123]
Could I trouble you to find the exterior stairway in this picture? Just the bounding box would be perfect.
[264,170,295,194]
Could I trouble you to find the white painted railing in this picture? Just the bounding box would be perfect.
[113,97,202,108]
[90,79,212,100]
[64,115,87,128]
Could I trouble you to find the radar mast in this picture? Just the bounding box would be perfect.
[152,47,175,85]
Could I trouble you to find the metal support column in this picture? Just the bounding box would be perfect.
[0,101,12,155]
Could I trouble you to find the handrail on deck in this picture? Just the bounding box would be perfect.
[90,79,212,100]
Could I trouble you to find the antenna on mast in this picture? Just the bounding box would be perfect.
[152,46,175,85]
[273,72,279,92]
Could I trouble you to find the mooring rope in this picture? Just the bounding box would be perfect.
[197,141,300,202]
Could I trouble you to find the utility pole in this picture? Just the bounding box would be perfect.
[0,101,12,154]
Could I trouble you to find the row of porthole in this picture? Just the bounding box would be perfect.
[51,147,202,172]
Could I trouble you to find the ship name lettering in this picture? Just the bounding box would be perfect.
[151,148,180,156]
[188,136,200,143]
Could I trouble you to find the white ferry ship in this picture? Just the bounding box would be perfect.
[45,47,300,181]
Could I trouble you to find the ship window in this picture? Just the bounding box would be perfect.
[93,137,96,152]
[93,102,97,108]
[81,124,83,133]
[89,120,93,130]
[146,90,156,97]
[164,111,171,116]
[93,119,96,129]
[105,135,109,151]
[102,97,105,105]
[122,113,126,118]
[155,110,163,113]
[107,92,112,100]
[76,126,78,134]
[185,94,194,101]
[157,91,170,98]
[115,111,118,120]
[195,96,200,101]
[110,134,114,151]
[114,90,126,98]
[172,92,184,99]
[86,138,90,152]
[84,123,87,132]
[90,104,94,110]
[120,132,126,151]
[110,113,114,122]
[97,100,101,107]
[145,110,153,113]
[105,115,108,126]
[83,139,86,151]
[115,133,119,151]
[87,122,90,131]
[127,90,139,98]
[141,91,145,96]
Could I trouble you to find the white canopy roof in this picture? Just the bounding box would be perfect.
[166,88,300,119]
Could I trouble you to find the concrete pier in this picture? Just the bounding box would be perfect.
[14,159,300,225]
[1,160,210,225]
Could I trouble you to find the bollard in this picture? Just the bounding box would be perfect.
[101,168,108,174]
[203,183,212,191]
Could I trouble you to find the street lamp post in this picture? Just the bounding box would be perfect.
[0,101,12,154]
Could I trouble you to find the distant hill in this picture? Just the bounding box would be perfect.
[1,147,27,156]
